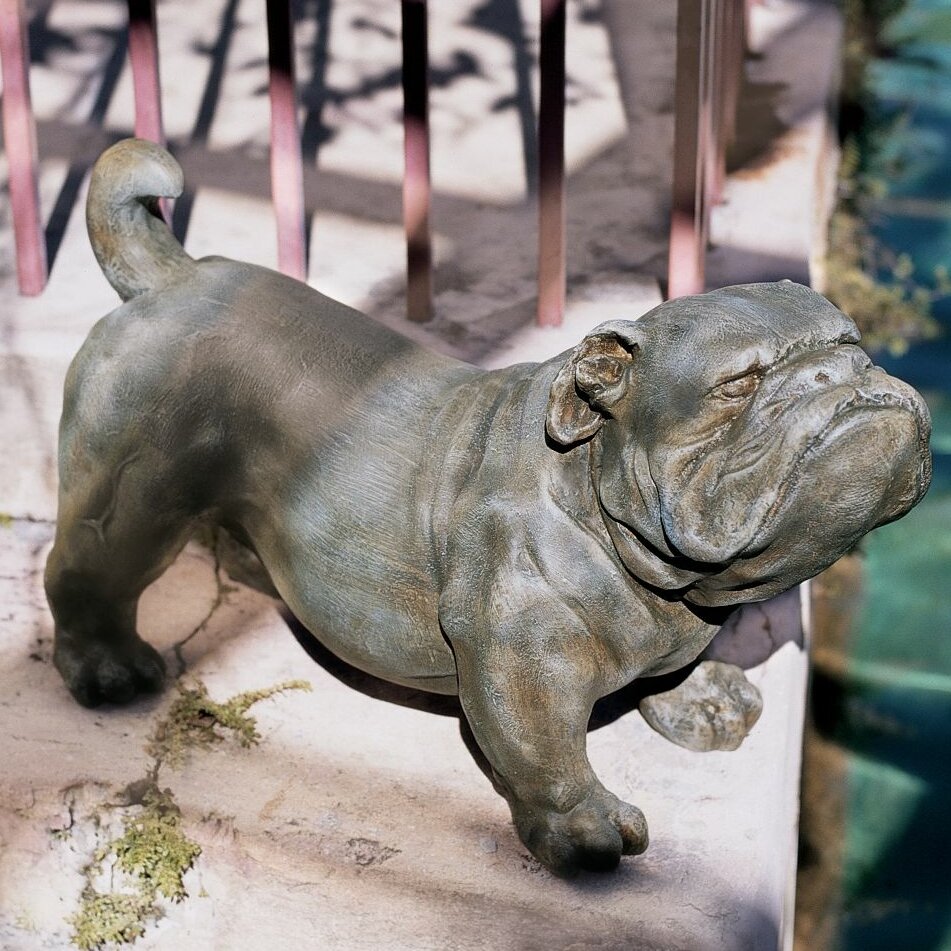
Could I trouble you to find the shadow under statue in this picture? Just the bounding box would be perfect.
[45,139,932,876]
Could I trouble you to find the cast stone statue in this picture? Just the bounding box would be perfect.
[46,139,931,875]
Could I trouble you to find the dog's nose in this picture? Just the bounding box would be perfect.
[856,366,931,422]
[746,344,874,424]
[812,343,873,380]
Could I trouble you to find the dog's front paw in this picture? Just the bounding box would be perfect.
[639,660,762,752]
[54,633,166,708]
[515,790,648,876]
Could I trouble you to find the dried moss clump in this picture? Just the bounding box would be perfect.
[70,785,195,950]
[148,678,312,767]
[72,892,155,950]
[110,786,202,902]
[69,678,311,948]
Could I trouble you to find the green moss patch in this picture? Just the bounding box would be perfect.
[109,785,202,902]
[68,782,200,950]
[68,678,310,948]
[148,679,312,767]
[71,892,156,951]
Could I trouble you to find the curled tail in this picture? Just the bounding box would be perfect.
[86,138,197,301]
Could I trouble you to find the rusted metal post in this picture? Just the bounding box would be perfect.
[537,0,566,328]
[0,0,48,295]
[126,0,173,222]
[668,0,709,299]
[401,0,433,322]
[266,0,307,281]
[709,1,746,209]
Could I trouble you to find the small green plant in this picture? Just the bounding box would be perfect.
[70,785,198,950]
[108,785,201,903]
[68,678,310,949]
[72,892,155,950]
[148,678,312,767]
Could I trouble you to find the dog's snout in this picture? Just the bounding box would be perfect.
[857,366,932,434]
[817,343,873,380]
[755,344,873,410]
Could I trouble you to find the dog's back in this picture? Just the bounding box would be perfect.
[58,139,539,695]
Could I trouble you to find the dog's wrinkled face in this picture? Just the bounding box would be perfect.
[547,282,932,607]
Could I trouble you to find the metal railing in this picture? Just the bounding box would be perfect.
[0,0,46,296]
[0,0,748,314]
[668,0,748,299]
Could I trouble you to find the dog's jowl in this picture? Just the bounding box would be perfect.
[46,139,932,875]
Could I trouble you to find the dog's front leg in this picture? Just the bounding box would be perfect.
[443,601,648,876]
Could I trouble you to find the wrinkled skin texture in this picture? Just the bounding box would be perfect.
[47,141,932,876]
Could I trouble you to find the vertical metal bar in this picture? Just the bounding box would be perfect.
[126,0,170,222]
[711,0,727,205]
[266,0,307,280]
[0,0,47,295]
[709,0,744,208]
[745,0,762,50]
[401,0,433,322]
[537,0,566,327]
[699,0,715,242]
[723,0,744,155]
[126,0,164,143]
[668,0,707,299]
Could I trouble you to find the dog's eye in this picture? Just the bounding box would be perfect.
[711,372,760,401]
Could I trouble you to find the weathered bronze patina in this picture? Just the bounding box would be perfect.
[46,140,932,875]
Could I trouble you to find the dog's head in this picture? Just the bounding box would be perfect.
[546,281,932,608]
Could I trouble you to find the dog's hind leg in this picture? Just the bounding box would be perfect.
[638,660,763,752]
[45,446,196,707]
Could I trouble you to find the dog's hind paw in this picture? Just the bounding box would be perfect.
[53,634,166,708]
[639,660,762,752]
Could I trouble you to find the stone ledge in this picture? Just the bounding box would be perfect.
[1,520,805,951]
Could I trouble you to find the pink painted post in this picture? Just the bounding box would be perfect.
[711,0,727,206]
[723,0,745,164]
[668,0,708,299]
[401,0,433,323]
[537,0,566,328]
[0,0,48,295]
[266,0,307,281]
[126,0,174,222]
[126,0,164,144]
[745,0,761,51]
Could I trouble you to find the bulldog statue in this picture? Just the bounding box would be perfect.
[46,140,932,875]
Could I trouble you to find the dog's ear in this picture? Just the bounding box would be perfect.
[546,321,642,446]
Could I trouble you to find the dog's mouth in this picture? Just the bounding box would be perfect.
[599,367,932,604]
[743,384,931,552]
[661,361,930,553]
[684,393,931,607]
